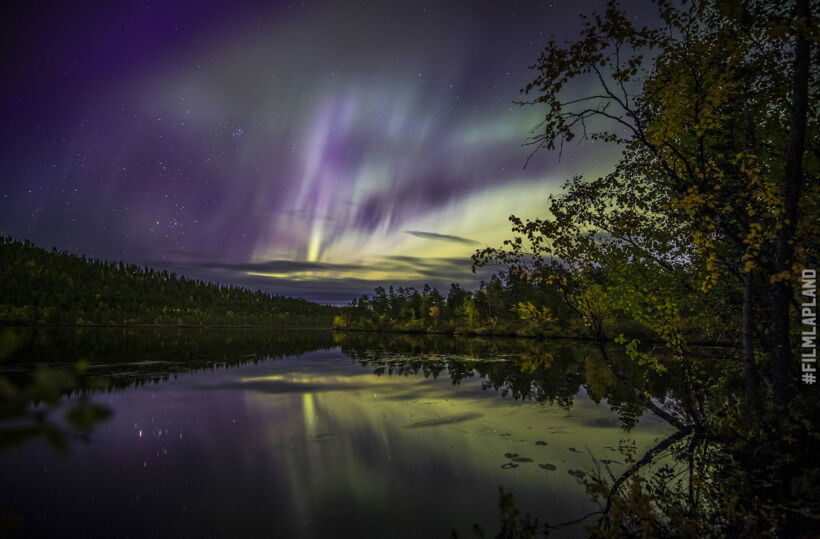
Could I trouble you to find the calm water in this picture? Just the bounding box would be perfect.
[0,329,670,538]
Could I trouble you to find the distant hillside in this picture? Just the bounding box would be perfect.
[0,237,337,327]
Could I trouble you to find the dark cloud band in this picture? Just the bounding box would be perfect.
[405,231,479,245]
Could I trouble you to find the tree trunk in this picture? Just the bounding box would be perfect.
[743,270,761,415]
[770,0,811,405]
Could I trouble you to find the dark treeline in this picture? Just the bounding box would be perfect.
[334,270,653,339]
[2,327,337,390]
[0,237,337,327]
[2,326,336,368]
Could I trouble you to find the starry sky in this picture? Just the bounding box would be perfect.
[0,0,650,304]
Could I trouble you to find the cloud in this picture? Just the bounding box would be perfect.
[196,256,474,280]
[234,274,477,305]
[405,230,479,245]
[200,259,363,273]
[382,255,467,267]
[138,254,486,304]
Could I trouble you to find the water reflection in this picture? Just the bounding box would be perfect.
[2,327,337,386]
[0,329,672,537]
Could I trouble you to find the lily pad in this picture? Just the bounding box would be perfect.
[504,452,519,459]
[535,440,547,446]
[501,462,519,470]
[538,463,557,471]
[568,469,586,479]
[511,457,533,463]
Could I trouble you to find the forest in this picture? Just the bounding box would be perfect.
[0,237,337,327]
[334,272,657,340]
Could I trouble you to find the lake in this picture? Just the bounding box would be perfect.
[0,329,671,538]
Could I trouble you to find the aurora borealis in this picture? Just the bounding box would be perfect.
[0,0,633,303]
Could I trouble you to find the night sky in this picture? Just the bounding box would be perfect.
[1,0,650,303]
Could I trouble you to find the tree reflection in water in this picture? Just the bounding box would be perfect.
[336,332,820,537]
[2,329,818,536]
[0,328,336,452]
